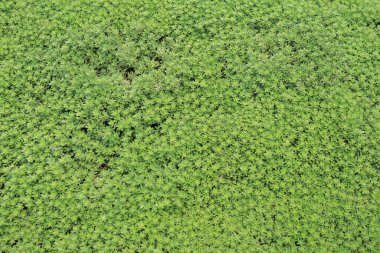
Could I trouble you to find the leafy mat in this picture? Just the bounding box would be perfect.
[1,0,379,252]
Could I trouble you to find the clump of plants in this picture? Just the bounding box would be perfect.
[1,0,379,252]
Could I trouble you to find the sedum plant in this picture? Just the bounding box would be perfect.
[0,0,379,252]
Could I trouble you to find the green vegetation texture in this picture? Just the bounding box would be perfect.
[1,0,379,252]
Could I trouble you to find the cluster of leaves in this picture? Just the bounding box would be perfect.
[1,0,379,252]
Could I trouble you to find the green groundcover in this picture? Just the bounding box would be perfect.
[1,0,379,252]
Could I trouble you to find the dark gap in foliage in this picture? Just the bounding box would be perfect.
[92,47,99,54]
[84,57,91,65]
[375,21,379,28]
[79,178,86,185]
[220,171,248,183]
[65,226,73,235]
[218,57,228,79]
[220,66,227,78]
[370,162,378,171]
[257,238,265,246]
[95,65,107,76]
[121,169,129,176]
[337,166,345,173]
[93,161,109,187]
[257,82,264,90]
[123,66,136,81]
[154,55,162,63]
[288,40,298,53]
[61,147,76,159]
[291,137,299,146]
[80,126,88,133]
[272,104,278,118]
[157,35,167,43]
[284,80,296,89]
[99,162,108,169]
[153,55,162,70]
[115,128,124,138]
[10,240,18,247]
[130,126,136,142]
[355,148,365,158]
[149,122,160,130]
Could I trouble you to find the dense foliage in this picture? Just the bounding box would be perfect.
[1,0,379,252]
